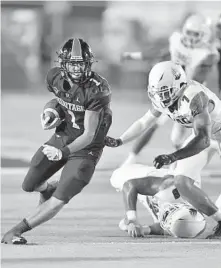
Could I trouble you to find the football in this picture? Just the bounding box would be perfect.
[41,99,65,130]
[43,109,59,124]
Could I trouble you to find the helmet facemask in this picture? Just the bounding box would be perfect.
[148,85,181,108]
[182,14,212,48]
[183,29,204,47]
[57,38,94,84]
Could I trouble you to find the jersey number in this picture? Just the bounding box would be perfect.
[67,111,80,129]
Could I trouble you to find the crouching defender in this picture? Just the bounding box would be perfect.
[110,163,218,238]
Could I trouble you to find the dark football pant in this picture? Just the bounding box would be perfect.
[22,134,98,203]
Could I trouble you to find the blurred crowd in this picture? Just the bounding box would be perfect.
[1,1,221,92]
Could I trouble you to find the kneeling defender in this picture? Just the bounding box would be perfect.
[110,164,206,238]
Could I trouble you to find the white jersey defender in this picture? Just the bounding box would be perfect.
[110,164,206,238]
[169,31,219,81]
[153,80,221,139]
[148,61,221,184]
[167,14,219,149]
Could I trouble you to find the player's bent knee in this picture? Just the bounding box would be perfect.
[122,180,135,193]
[22,180,36,192]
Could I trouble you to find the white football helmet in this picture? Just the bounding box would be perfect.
[182,14,212,47]
[148,61,188,108]
[159,203,206,238]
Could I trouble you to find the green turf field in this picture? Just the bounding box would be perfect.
[1,90,221,268]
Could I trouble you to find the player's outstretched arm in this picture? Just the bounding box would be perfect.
[105,107,161,148]
[171,91,211,161]
[153,91,211,168]
[122,179,144,238]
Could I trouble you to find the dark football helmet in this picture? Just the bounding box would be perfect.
[57,38,94,83]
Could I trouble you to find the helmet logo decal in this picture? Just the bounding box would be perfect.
[71,38,83,61]
[159,73,164,82]
[171,67,181,80]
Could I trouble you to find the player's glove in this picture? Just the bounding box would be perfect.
[127,222,144,238]
[105,136,123,147]
[153,153,177,169]
[42,145,70,161]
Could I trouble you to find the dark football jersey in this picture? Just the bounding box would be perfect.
[46,67,112,153]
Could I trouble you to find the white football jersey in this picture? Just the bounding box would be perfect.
[110,164,171,192]
[153,81,221,141]
[146,184,186,221]
[169,32,219,80]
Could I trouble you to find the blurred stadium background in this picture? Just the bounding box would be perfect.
[1,0,221,166]
[1,0,221,92]
[1,1,221,267]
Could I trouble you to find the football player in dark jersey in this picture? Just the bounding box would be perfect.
[1,38,112,244]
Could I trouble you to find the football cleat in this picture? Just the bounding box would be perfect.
[11,236,27,245]
[1,233,27,245]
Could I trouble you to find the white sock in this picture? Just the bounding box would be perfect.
[35,182,48,192]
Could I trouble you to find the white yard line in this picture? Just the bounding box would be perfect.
[86,241,221,245]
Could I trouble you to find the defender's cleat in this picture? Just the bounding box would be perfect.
[207,221,221,239]
[39,181,59,205]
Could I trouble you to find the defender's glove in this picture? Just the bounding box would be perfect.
[42,145,70,161]
[105,136,123,147]
[153,153,177,169]
[127,222,144,238]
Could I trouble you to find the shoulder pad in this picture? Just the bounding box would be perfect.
[89,73,111,97]
[46,67,60,92]
[189,90,209,117]
[183,81,204,101]
[183,82,209,116]
[86,73,111,111]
